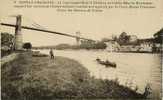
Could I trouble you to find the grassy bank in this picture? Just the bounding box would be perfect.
[2,52,145,100]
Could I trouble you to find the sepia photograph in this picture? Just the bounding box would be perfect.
[0,0,162,100]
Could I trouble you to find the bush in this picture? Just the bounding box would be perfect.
[23,42,32,50]
[80,41,107,49]
[1,32,14,57]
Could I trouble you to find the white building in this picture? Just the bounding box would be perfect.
[139,43,152,52]
[104,41,120,52]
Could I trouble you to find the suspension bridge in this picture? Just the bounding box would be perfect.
[1,15,96,50]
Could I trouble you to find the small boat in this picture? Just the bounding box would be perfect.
[96,58,116,68]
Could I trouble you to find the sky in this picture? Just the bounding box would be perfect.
[0,0,163,46]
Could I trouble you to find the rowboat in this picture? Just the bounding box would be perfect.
[96,58,116,68]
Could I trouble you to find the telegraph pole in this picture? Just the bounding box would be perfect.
[14,15,23,50]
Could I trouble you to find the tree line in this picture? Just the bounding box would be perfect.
[1,32,32,57]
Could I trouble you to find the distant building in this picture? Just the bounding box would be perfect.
[129,35,138,43]
[139,43,152,52]
[118,45,140,52]
[104,40,120,52]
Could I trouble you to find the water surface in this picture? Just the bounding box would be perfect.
[39,49,161,96]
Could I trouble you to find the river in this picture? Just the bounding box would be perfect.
[38,49,161,97]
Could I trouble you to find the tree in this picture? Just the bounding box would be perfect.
[118,32,130,45]
[1,32,14,57]
[55,43,71,50]
[23,42,32,50]
[153,28,163,44]
[1,32,14,48]
[95,42,107,49]
[80,40,107,49]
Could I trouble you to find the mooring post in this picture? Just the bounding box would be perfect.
[14,15,23,50]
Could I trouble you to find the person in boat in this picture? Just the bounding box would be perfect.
[49,49,54,59]
[105,59,116,67]
[106,59,109,64]
[96,57,101,61]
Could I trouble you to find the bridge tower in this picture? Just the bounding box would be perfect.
[14,15,23,50]
[76,31,81,45]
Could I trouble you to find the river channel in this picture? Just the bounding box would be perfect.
[38,49,161,96]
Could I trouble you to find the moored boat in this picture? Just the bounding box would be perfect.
[96,58,116,68]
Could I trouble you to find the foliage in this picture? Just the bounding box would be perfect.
[80,40,107,49]
[23,42,32,50]
[39,41,107,50]
[55,43,71,50]
[117,32,139,45]
[1,32,14,57]
[118,32,130,45]
[94,42,107,49]
[1,32,14,47]
[153,28,163,44]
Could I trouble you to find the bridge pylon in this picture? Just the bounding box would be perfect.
[14,15,23,50]
[76,31,81,45]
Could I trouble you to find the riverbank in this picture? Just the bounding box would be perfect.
[2,52,146,99]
